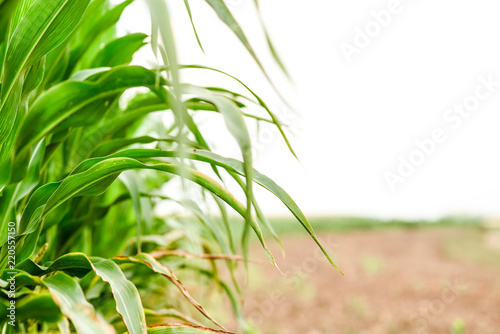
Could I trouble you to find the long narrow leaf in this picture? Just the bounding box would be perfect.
[2,0,89,99]
[44,272,115,334]
[17,253,148,334]
[114,253,227,331]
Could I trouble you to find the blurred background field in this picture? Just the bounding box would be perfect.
[196,217,499,334]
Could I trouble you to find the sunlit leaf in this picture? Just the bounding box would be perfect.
[44,272,115,333]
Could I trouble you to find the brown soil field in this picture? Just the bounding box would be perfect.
[240,228,500,334]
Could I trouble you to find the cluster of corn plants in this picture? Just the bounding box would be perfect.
[0,0,340,333]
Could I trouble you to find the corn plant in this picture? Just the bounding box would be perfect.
[0,0,340,333]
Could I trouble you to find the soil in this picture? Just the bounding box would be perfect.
[240,228,500,334]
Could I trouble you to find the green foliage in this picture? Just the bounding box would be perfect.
[0,0,339,332]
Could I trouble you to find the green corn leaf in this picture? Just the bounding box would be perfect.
[79,101,169,157]
[191,150,342,273]
[9,0,38,37]
[0,269,41,288]
[228,171,284,255]
[119,171,143,252]
[14,216,43,265]
[91,257,147,334]
[41,42,70,88]
[207,0,290,80]
[57,158,274,266]
[14,294,63,323]
[80,89,211,152]
[69,67,111,81]
[0,42,6,75]
[0,0,18,44]
[16,66,161,153]
[212,196,235,254]
[12,139,45,204]
[15,156,276,265]
[17,253,147,334]
[90,136,201,158]
[264,29,290,79]
[16,253,92,277]
[114,253,227,331]
[253,0,290,79]
[19,182,60,236]
[90,33,148,68]
[21,55,45,99]
[66,0,134,75]
[0,76,21,188]
[1,0,90,103]
[180,199,231,255]
[201,0,296,115]
[183,0,204,53]
[178,65,297,159]
[184,265,247,331]
[181,85,255,259]
[67,148,340,272]
[43,272,116,333]
[12,155,275,267]
[203,0,260,72]
[0,140,45,246]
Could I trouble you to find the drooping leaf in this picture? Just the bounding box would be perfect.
[114,253,227,331]
[13,155,275,267]
[253,0,290,79]
[183,0,204,53]
[44,272,115,333]
[91,257,147,334]
[181,85,255,262]
[66,148,341,272]
[203,0,261,73]
[178,65,297,159]
[66,159,270,263]
[17,253,148,334]
[200,0,296,115]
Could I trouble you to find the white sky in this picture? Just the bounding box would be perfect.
[117,0,500,220]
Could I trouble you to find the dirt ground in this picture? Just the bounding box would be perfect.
[240,228,500,334]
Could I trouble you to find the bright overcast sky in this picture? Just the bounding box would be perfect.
[117,0,500,220]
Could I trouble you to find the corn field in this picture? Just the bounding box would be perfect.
[0,0,339,333]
